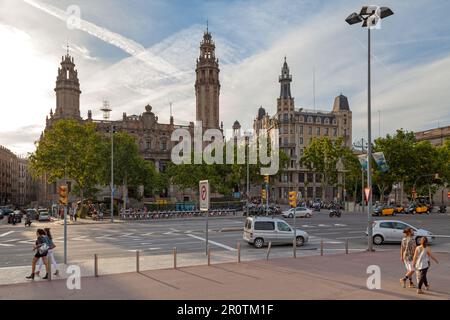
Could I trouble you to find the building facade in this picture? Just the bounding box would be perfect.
[0,145,37,207]
[415,125,450,146]
[252,58,352,203]
[39,29,221,205]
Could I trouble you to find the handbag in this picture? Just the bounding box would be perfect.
[38,243,49,255]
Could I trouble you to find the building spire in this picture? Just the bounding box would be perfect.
[206,19,209,33]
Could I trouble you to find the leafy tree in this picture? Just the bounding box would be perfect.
[300,137,346,201]
[29,119,104,206]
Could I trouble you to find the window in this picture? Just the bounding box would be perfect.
[307,173,314,182]
[299,137,303,145]
[394,222,409,230]
[308,116,313,123]
[254,221,275,231]
[332,119,337,125]
[344,129,347,136]
[324,118,330,124]
[379,222,395,229]
[344,119,347,125]
[325,128,329,136]
[308,127,312,135]
[146,140,151,150]
[333,128,337,136]
[299,148,304,156]
[299,116,304,122]
[277,222,291,232]
[316,127,320,135]
[316,117,321,124]
[299,126,303,134]
[298,173,305,182]
[160,139,167,151]
[283,113,288,121]
[283,126,288,134]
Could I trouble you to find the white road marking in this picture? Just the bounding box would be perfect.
[0,244,14,247]
[72,236,89,241]
[0,231,15,237]
[336,236,366,240]
[18,240,35,244]
[317,224,331,227]
[348,231,365,234]
[3,239,20,243]
[186,234,236,251]
[142,232,154,236]
[120,233,135,237]
[334,224,347,227]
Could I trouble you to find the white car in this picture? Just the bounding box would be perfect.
[367,220,434,245]
[281,207,313,218]
[38,211,51,222]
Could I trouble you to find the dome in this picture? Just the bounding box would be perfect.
[232,120,241,130]
[333,94,350,112]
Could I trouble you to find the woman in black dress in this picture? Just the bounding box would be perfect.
[26,229,50,280]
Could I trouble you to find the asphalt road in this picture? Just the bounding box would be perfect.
[1,211,450,268]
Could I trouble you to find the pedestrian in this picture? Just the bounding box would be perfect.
[69,207,73,221]
[26,229,50,280]
[73,207,77,222]
[36,228,59,277]
[412,237,439,294]
[400,228,416,288]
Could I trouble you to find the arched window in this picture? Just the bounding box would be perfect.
[316,117,321,124]
[324,118,330,124]
[332,119,337,125]
[307,116,313,123]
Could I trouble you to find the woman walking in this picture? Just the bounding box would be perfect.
[413,237,439,294]
[26,229,50,280]
[400,228,416,288]
[36,228,59,277]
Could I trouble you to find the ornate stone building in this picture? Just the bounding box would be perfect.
[39,29,221,205]
[253,58,353,203]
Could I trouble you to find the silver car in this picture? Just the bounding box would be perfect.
[243,216,309,248]
[367,220,434,245]
[281,207,313,218]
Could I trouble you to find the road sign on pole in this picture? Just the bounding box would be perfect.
[364,187,371,202]
[199,180,210,212]
[199,180,210,255]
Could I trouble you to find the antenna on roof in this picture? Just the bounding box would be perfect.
[313,66,316,111]
[170,102,173,118]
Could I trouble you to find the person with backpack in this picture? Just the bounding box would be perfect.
[26,229,50,280]
[36,228,59,277]
[400,228,416,288]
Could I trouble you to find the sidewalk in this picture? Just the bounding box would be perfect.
[1,250,449,299]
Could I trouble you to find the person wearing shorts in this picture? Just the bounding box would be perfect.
[26,229,50,280]
[400,228,416,288]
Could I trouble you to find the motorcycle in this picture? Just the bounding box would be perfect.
[25,216,32,227]
[439,205,447,213]
[329,209,342,218]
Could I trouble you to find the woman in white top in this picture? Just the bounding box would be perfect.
[412,237,439,294]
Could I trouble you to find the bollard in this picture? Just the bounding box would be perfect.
[345,239,349,255]
[293,239,297,259]
[320,239,324,256]
[237,242,241,263]
[173,247,177,269]
[266,242,272,260]
[136,250,140,273]
[207,245,211,266]
[94,254,98,277]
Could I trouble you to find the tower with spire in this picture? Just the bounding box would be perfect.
[195,24,220,130]
[277,57,295,113]
[53,48,81,120]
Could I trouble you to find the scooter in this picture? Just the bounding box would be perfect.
[329,209,342,218]
[24,216,32,227]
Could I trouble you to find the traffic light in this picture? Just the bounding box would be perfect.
[264,175,269,184]
[288,191,297,208]
[58,185,68,205]
[261,189,267,200]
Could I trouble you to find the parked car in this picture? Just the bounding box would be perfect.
[393,204,405,214]
[373,205,395,216]
[366,220,434,245]
[405,203,429,214]
[281,207,313,218]
[0,208,13,216]
[38,211,51,222]
[243,216,309,248]
[26,209,38,220]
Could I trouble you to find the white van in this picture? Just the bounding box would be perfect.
[243,216,309,248]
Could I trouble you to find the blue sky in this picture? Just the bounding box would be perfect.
[0,0,450,154]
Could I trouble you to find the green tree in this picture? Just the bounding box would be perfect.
[29,119,104,206]
[300,137,346,201]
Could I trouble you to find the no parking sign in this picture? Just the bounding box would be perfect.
[199,180,210,211]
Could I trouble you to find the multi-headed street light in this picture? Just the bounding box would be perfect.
[346,5,394,251]
[101,101,114,223]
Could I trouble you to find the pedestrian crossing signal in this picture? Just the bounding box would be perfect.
[288,191,297,208]
[59,185,68,205]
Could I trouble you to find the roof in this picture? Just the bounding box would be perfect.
[333,94,350,112]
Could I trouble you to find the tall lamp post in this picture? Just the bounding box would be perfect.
[101,102,114,223]
[346,6,394,252]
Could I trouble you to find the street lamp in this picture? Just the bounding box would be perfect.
[101,101,114,223]
[345,5,394,252]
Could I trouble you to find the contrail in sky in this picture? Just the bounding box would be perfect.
[23,0,183,78]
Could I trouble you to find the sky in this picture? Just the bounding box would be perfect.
[0,0,449,155]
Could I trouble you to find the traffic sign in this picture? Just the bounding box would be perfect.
[364,188,371,202]
[448,191,450,199]
[199,180,210,211]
